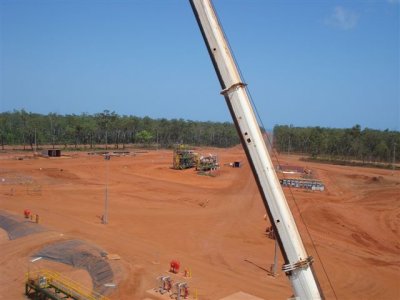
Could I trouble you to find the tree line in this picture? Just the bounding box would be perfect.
[1,110,398,164]
[273,124,399,163]
[0,110,239,150]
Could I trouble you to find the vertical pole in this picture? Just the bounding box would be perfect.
[103,155,109,224]
[177,283,181,300]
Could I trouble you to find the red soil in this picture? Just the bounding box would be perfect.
[0,146,399,299]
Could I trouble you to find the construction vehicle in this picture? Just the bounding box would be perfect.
[189,1,324,299]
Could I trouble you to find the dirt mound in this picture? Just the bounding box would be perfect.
[345,174,389,185]
[369,176,385,183]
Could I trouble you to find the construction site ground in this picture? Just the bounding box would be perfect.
[0,146,399,300]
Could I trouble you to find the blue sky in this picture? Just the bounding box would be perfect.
[0,0,399,130]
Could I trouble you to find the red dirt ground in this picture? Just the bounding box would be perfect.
[0,146,399,299]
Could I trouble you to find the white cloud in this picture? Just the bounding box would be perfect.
[387,0,400,4]
[325,6,359,30]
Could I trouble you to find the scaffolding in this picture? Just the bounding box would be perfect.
[172,145,198,170]
[25,269,109,300]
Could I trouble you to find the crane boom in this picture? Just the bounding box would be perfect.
[189,1,324,299]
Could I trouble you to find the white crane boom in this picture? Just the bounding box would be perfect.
[189,1,324,299]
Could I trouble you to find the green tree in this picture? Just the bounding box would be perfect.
[136,130,153,145]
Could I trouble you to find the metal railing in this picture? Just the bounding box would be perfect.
[26,269,109,300]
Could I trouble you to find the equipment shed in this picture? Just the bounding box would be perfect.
[42,149,61,157]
